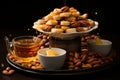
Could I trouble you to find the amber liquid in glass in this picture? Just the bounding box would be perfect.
[14,39,40,58]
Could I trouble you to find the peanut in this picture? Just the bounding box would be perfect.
[91,60,102,65]
[81,53,87,62]
[93,64,101,68]
[68,65,75,69]
[74,67,80,70]
[87,58,96,63]
[75,61,81,66]
[8,70,15,75]
[2,70,8,75]
[6,67,11,71]
[2,67,15,75]
[81,64,92,68]
[67,61,74,65]
[74,52,79,59]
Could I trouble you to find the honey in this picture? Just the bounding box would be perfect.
[46,49,58,56]
[95,37,103,44]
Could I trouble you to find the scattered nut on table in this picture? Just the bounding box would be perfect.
[2,66,15,75]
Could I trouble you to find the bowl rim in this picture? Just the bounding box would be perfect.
[37,47,66,57]
[88,39,112,45]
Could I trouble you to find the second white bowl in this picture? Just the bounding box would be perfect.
[88,39,112,56]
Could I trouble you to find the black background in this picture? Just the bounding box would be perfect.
[0,0,118,37]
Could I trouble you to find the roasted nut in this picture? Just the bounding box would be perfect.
[42,35,47,39]
[75,61,81,66]
[81,53,87,62]
[44,42,49,47]
[9,55,14,60]
[2,70,8,75]
[81,63,92,68]
[15,60,23,64]
[68,65,75,69]
[61,6,69,12]
[39,39,47,46]
[81,37,85,42]
[74,52,79,59]
[67,61,74,65]
[40,46,44,49]
[8,70,15,75]
[93,64,101,68]
[2,67,15,75]
[27,63,32,68]
[71,21,81,28]
[74,67,80,70]
[78,19,90,27]
[6,67,11,71]
[87,58,96,63]
[73,58,78,63]
[31,66,37,69]
[91,60,101,65]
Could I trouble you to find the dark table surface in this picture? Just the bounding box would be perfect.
[0,28,120,80]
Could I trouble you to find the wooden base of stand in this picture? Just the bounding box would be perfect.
[49,37,81,53]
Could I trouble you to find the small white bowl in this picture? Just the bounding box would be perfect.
[88,39,112,56]
[37,47,66,70]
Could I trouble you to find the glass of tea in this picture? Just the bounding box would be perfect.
[12,36,41,58]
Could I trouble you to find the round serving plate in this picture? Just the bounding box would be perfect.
[33,21,98,40]
[6,49,118,75]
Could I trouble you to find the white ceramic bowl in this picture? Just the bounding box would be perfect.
[37,47,66,70]
[88,39,112,56]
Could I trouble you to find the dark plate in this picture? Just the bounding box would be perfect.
[6,49,118,75]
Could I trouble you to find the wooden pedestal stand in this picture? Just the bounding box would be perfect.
[49,36,81,53]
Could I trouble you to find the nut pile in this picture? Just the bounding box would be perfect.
[7,33,115,70]
[81,33,100,48]
[65,49,114,70]
[7,53,44,70]
[37,33,50,49]
[33,6,96,33]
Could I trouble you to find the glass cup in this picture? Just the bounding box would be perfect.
[12,36,41,58]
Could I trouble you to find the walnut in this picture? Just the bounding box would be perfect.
[61,6,69,12]
[78,20,90,27]
[55,25,61,28]
[70,21,81,28]
[76,27,84,32]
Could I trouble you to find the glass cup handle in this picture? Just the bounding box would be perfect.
[4,36,13,54]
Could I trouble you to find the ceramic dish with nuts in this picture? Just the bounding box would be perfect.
[33,6,98,39]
